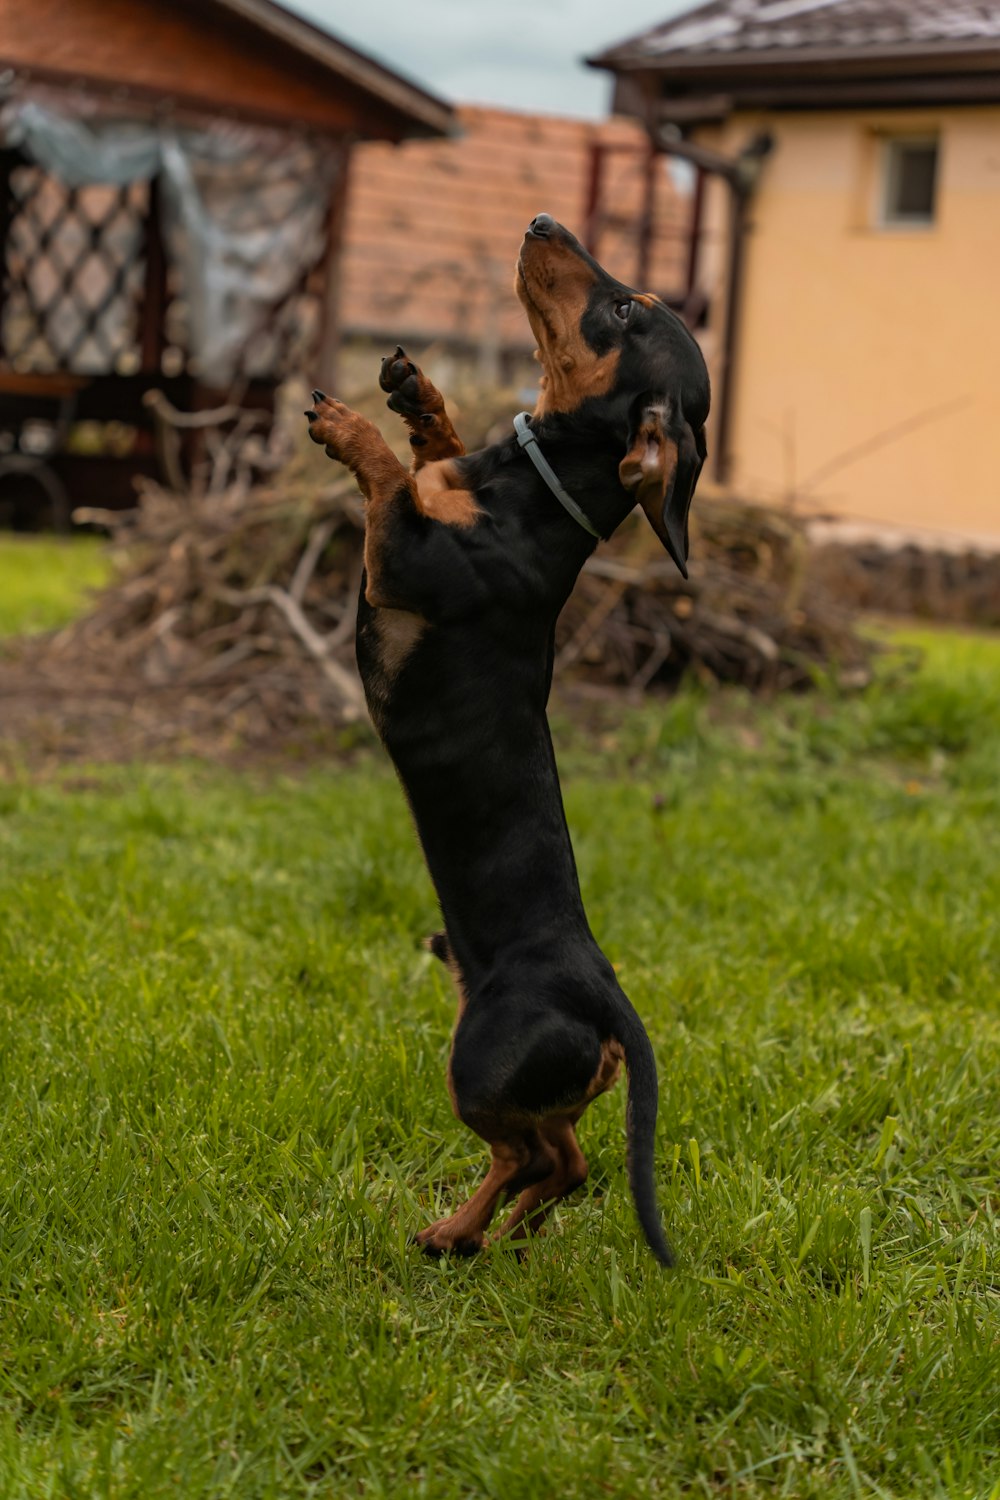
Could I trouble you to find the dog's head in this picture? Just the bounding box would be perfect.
[515,214,709,576]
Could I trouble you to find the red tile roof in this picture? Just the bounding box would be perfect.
[340,104,686,354]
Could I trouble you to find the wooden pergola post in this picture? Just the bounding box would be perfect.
[139,173,168,376]
[314,138,353,389]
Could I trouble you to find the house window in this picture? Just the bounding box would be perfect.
[880,136,939,227]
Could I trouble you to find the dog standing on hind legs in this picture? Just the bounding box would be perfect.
[307,215,709,1265]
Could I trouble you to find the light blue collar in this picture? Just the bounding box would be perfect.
[512,412,603,541]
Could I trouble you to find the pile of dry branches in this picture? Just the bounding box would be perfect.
[1,385,876,762]
[806,537,1000,629]
[559,499,873,699]
[2,475,367,761]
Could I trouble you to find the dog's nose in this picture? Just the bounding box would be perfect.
[527,213,554,238]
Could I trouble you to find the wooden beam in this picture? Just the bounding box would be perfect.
[139,175,168,376]
[0,0,446,140]
[314,141,353,390]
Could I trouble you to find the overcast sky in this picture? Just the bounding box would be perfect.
[282,0,693,118]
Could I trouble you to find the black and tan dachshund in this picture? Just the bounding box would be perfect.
[306,214,709,1264]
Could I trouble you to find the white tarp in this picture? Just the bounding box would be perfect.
[1,98,337,384]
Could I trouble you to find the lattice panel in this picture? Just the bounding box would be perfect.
[243,255,326,380]
[161,132,330,384]
[2,164,149,375]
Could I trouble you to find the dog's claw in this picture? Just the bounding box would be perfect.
[312,388,327,404]
[304,409,316,421]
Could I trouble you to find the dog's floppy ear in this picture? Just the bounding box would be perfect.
[618,397,706,578]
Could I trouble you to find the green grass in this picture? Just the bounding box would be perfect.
[0,535,110,636]
[1,540,1000,1495]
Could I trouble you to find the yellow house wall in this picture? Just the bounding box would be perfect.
[697,107,1000,543]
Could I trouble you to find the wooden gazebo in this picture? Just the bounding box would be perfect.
[0,0,452,524]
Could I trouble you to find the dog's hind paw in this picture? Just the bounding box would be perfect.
[415,1219,485,1257]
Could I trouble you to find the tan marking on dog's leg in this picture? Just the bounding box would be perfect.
[417,1139,540,1256]
[308,393,461,607]
[495,1040,623,1250]
[380,349,466,469]
[401,384,465,471]
[414,460,480,528]
[409,408,465,468]
[497,1117,590,1246]
[308,396,409,504]
[592,1038,624,1095]
[442,948,469,1122]
[374,608,426,679]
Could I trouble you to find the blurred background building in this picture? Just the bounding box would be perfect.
[0,0,451,522]
[591,0,1000,546]
[1,0,999,555]
[340,104,689,389]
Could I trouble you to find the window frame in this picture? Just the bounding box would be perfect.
[877,133,940,230]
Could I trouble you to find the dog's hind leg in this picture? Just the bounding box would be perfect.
[495,1039,624,1249]
[495,1115,590,1246]
[417,1127,556,1256]
[379,347,465,468]
[419,1010,616,1257]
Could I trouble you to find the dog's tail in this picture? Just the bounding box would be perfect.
[615,1000,675,1268]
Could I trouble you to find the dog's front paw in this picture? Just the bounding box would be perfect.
[379,346,428,419]
[377,349,463,464]
[305,390,355,461]
[415,1218,485,1257]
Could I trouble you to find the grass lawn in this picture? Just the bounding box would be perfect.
[0,534,110,637]
[1,542,1000,1496]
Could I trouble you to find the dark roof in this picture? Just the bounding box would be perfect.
[589,1,1000,122]
[592,1,1000,68]
[209,0,453,135]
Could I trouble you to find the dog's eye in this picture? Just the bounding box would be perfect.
[614,300,632,321]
